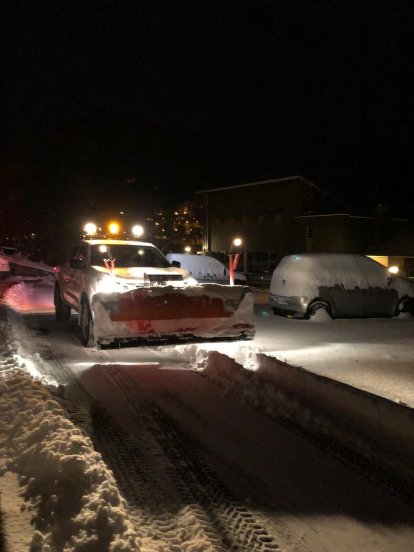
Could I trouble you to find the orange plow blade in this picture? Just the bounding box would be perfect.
[91,284,255,344]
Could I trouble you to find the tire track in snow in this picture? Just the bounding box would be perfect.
[106,365,281,552]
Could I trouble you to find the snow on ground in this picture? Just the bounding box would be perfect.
[3,278,414,405]
[2,280,414,551]
[253,305,414,406]
[0,319,140,552]
[200,350,414,484]
[0,471,34,551]
[109,361,414,552]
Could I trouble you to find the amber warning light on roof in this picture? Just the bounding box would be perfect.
[108,222,120,235]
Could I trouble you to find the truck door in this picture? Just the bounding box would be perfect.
[71,245,88,305]
[62,246,80,307]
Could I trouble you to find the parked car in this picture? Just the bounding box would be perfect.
[166,253,247,285]
[270,253,414,319]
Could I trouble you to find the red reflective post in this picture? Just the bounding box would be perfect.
[229,253,240,286]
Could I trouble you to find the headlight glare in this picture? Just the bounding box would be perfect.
[96,276,122,293]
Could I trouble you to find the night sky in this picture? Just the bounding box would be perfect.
[1,1,413,251]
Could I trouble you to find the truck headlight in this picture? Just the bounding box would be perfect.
[96,276,122,293]
[186,277,198,287]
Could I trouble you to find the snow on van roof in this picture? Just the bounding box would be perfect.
[270,253,414,298]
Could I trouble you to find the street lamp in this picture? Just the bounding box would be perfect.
[185,246,191,252]
[229,237,243,286]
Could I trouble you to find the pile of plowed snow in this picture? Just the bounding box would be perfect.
[201,350,414,488]
[0,321,140,551]
[3,280,54,312]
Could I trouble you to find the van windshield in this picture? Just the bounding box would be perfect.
[91,245,170,268]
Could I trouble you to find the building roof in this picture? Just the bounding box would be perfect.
[365,232,414,256]
[196,175,350,209]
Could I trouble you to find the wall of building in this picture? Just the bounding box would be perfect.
[207,178,343,259]
[293,215,376,254]
[202,179,408,274]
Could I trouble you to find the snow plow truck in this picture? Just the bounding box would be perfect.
[54,235,255,347]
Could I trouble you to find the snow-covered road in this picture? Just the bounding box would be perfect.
[2,280,414,551]
[5,280,414,404]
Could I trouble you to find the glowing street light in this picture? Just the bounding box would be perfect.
[132,225,144,237]
[84,222,97,235]
[185,246,191,252]
[109,222,120,235]
[389,266,399,274]
[229,238,243,286]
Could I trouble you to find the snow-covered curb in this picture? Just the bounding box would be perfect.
[0,321,140,551]
[201,351,414,488]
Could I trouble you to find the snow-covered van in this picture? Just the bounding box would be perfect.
[166,253,247,285]
[270,253,414,319]
[0,253,11,279]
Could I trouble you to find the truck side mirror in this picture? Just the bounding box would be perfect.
[171,260,181,268]
[70,259,85,270]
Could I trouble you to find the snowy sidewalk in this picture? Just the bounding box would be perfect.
[0,314,140,552]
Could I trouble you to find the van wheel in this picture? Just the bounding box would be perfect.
[397,298,413,316]
[54,285,71,321]
[80,298,96,348]
[307,301,331,319]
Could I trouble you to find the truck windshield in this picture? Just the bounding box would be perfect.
[91,245,170,268]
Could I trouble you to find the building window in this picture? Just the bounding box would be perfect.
[307,227,313,239]
[246,252,277,274]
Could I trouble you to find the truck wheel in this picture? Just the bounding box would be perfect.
[80,298,96,348]
[54,285,71,321]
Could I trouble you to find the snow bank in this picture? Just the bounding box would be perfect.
[8,252,54,273]
[3,281,54,313]
[201,350,414,487]
[270,253,414,298]
[0,321,140,551]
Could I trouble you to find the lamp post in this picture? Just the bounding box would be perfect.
[229,238,242,286]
